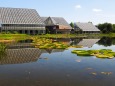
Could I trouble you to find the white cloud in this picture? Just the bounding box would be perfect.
[75,5,82,9]
[93,9,102,12]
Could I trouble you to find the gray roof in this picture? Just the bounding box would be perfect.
[0,7,44,24]
[42,17,72,29]
[75,22,100,31]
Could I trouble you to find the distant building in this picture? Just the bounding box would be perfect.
[0,7,45,34]
[42,17,72,34]
[74,22,100,34]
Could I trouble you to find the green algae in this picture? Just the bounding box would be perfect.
[32,38,68,49]
[71,49,115,59]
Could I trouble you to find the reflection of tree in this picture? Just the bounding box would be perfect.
[70,38,83,46]
[112,38,115,45]
[97,37,112,46]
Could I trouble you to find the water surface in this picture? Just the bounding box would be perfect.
[0,37,115,86]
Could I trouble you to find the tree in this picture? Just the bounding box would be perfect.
[97,23,113,33]
[112,24,115,32]
[97,37,112,46]
[70,22,74,29]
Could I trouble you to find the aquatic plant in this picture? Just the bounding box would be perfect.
[0,43,7,60]
[71,49,115,59]
[0,43,6,53]
[32,38,68,49]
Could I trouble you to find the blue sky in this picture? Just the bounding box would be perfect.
[0,0,115,24]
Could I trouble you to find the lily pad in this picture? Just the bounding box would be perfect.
[71,49,115,59]
[96,54,114,59]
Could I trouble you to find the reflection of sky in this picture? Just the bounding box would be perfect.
[90,44,115,51]
[74,44,115,51]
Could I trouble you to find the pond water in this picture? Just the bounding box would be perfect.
[0,37,115,86]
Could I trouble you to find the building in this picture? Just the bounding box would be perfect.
[0,7,45,34]
[42,17,72,34]
[74,22,100,34]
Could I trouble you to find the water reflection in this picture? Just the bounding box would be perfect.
[0,48,65,65]
[53,38,100,48]
[0,43,7,61]
[77,39,100,48]
[0,38,115,86]
[71,37,115,47]
[0,48,42,64]
[1,37,115,65]
[97,37,115,46]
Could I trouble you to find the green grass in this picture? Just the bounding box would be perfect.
[34,34,78,38]
[82,33,115,37]
[33,33,115,38]
[0,34,30,40]
[1,33,115,40]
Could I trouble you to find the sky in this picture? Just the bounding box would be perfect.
[0,0,115,25]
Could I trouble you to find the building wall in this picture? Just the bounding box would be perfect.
[1,24,45,34]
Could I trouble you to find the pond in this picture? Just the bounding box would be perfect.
[0,37,115,86]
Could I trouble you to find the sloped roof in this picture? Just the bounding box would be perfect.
[0,7,44,24]
[75,22,100,31]
[42,17,72,29]
[44,17,57,25]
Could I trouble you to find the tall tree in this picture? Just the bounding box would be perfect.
[70,22,74,29]
[97,23,112,33]
[112,24,115,32]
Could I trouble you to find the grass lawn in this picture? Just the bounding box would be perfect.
[0,33,115,41]
[0,34,30,41]
[36,34,78,38]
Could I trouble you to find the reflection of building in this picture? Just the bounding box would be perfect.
[0,43,65,65]
[52,38,71,45]
[0,7,45,34]
[70,38,83,46]
[77,39,100,47]
[7,43,34,49]
[0,48,42,65]
[74,22,100,34]
[42,17,72,34]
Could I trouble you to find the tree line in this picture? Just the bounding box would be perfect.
[97,23,115,33]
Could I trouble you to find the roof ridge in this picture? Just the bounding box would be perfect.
[0,7,35,10]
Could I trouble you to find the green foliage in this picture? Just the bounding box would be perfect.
[0,34,30,40]
[0,43,6,58]
[97,23,113,33]
[32,38,68,49]
[71,49,115,59]
[97,37,112,46]
[70,22,74,29]
[0,43,7,59]
[0,43,6,53]
[112,24,115,32]
[13,31,19,34]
